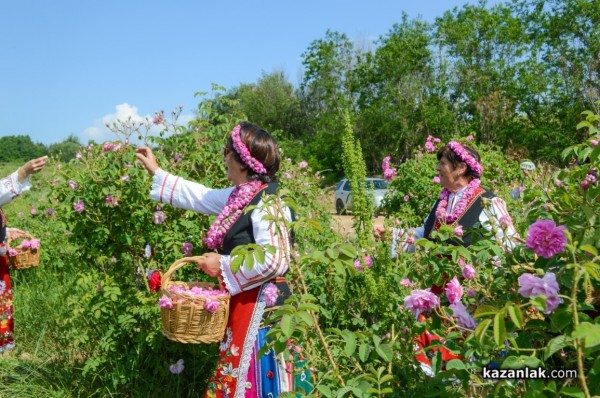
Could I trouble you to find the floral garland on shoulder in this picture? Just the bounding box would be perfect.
[203,179,264,249]
[435,178,481,224]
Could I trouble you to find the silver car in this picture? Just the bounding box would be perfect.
[334,178,389,214]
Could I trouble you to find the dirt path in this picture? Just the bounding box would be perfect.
[330,213,385,237]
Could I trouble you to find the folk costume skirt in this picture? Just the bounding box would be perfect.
[0,252,15,353]
[204,283,311,398]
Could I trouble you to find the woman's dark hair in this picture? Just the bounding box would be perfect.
[437,143,482,180]
[226,121,280,183]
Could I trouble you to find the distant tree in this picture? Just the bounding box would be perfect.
[48,134,83,162]
[0,135,47,163]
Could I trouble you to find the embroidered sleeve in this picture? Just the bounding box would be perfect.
[0,170,31,206]
[219,197,292,296]
[149,168,232,215]
[479,196,520,251]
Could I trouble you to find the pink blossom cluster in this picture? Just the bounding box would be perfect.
[581,169,597,190]
[105,195,118,206]
[262,283,279,306]
[153,111,165,125]
[230,124,267,174]
[73,199,85,213]
[517,272,562,314]
[298,161,308,168]
[203,179,263,249]
[19,239,41,250]
[158,287,228,312]
[102,141,122,153]
[381,156,397,182]
[404,288,440,317]
[525,219,567,259]
[425,135,441,153]
[353,254,373,271]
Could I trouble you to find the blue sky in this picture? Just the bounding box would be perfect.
[0,0,501,146]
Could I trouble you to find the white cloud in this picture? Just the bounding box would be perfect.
[80,103,195,145]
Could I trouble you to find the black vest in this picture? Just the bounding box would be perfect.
[0,209,6,244]
[217,183,293,255]
[423,189,495,247]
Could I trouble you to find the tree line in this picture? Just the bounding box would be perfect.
[212,0,599,180]
[0,134,82,163]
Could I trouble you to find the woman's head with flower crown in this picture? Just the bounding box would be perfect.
[437,142,482,181]
[224,121,280,183]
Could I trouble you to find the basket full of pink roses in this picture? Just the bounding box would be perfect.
[159,256,230,344]
[7,232,41,269]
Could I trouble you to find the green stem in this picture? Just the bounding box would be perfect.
[571,267,591,398]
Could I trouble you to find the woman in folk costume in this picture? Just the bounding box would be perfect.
[136,122,307,397]
[376,142,519,376]
[1,156,48,354]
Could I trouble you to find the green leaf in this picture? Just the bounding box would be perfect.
[544,335,573,360]
[507,304,523,329]
[280,315,296,339]
[579,244,598,256]
[375,343,393,362]
[475,318,492,345]
[342,331,357,356]
[475,305,499,318]
[494,313,506,346]
[254,247,265,265]
[559,387,585,397]
[572,322,600,348]
[316,385,333,398]
[446,359,466,370]
[358,343,371,362]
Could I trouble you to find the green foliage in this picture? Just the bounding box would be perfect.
[340,110,373,248]
[0,135,47,163]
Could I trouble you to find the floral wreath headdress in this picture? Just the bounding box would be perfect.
[230,124,268,175]
[447,141,483,176]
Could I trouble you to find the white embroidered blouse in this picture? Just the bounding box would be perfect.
[149,168,291,296]
[0,170,31,207]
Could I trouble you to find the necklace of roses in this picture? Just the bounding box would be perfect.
[435,178,481,224]
[203,179,264,250]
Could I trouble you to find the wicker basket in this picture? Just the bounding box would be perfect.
[7,232,41,269]
[160,256,230,344]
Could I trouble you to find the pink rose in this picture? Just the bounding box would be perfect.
[400,278,414,287]
[204,299,220,313]
[158,295,173,309]
[466,135,474,141]
[449,301,476,329]
[262,283,279,307]
[298,161,308,168]
[461,265,476,280]
[404,289,440,317]
[445,276,463,304]
[517,272,562,314]
[432,176,440,184]
[454,225,464,237]
[525,219,567,259]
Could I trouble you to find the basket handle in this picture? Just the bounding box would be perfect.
[7,230,34,247]
[161,256,206,291]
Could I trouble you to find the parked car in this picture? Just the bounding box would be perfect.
[334,178,390,214]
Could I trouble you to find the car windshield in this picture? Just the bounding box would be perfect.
[366,179,389,189]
